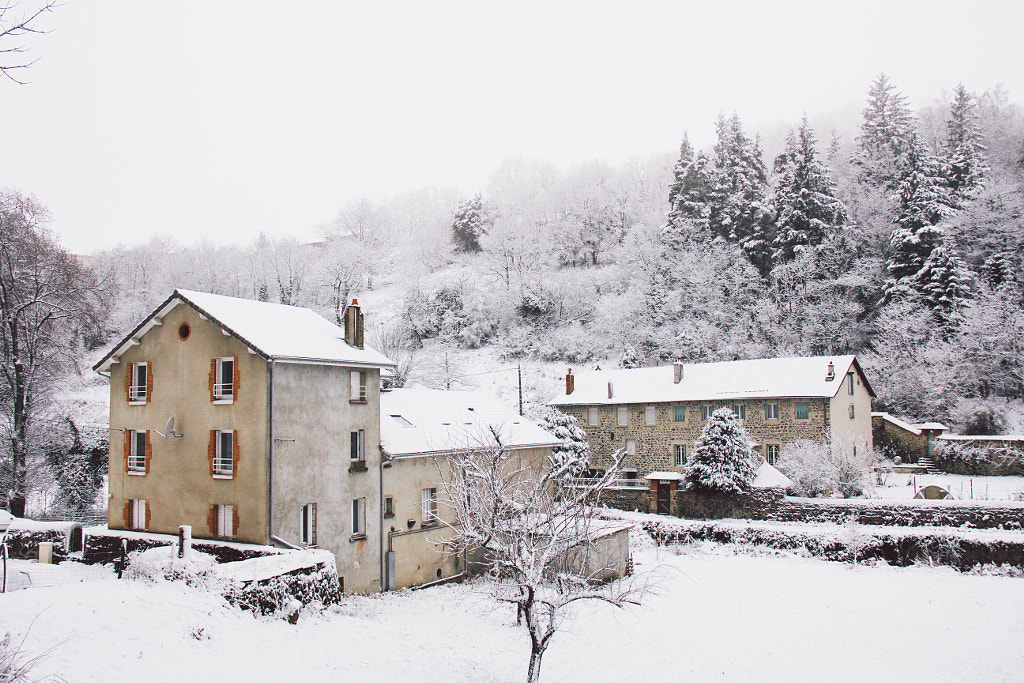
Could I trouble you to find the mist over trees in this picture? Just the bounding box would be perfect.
[74,75,1024,444]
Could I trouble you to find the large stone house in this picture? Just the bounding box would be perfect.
[94,289,394,593]
[550,355,875,482]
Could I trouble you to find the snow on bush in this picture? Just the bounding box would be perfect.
[778,431,874,498]
[684,407,757,494]
[933,441,1024,476]
[531,405,590,478]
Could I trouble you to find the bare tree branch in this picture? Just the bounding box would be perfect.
[0,2,59,85]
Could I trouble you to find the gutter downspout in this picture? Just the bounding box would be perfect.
[267,359,276,547]
[380,450,386,591]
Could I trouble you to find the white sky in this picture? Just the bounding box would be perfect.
[2,0,1021,254]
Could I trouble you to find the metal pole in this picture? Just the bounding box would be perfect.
[518,364,523,416]
[2,542,7,593]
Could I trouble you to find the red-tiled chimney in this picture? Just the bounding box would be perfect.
[565,369,574,395]
[344,299,364,349]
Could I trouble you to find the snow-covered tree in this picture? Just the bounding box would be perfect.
[617,344,642,369]
[778,432,874,498]
[913,243,970,325]
[451,194,491,253]
[854,73,916,187]
[771,117,848,263]
[435,434,641,683]
[944,83,987,200]
[684,407,757,494]
[981,251,1015,290]
[532,405,590,478]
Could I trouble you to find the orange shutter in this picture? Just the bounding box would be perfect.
[233,356,240,400]
[124,365,132,402]
[232,507,239,539]
[232,430,239,477]
[144,500,151,529]
[209,358,217,402]
[124,430,131,473]
[123,500,132,529]
[146,363,153,403]
[208,430,216,476]
[207,505,216,536]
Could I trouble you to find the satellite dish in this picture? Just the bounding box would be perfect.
[155,416,184,440]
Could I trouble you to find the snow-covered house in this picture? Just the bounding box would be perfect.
[550,355,875,481]
[94,290,395,593]
[379,388,561,589]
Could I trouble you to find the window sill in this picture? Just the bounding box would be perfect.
[213,398,234,405]
[421,521,439,529]
[383,512,395,519]
[127,470,146,476]
[212,473,234,480]
[349,462,368,473]
[349,398,367,404]
[128,400,147,406]
[349,534,367,542]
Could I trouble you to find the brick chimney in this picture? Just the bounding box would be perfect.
[344,299,364,349]
[565,369,574,395]
[673,361,684,384]
[825,361,835,381]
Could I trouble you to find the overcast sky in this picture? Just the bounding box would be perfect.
[2,0,1021,254]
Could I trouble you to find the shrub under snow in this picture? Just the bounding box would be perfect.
[778,432,875,498]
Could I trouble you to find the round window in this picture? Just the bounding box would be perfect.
[178,322,191,341]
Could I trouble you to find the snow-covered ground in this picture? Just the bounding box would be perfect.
[873,472,1024,502]
[3,542,1023,681]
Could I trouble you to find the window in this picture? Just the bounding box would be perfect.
[588,406,599,426]
[848,372,855,395]
[849,404,855,419]
[701,404,712,421]
[127,430,147,474]
[625,438,636,456]
[765,403,779,420]
[351,497,366,537]
[213,504,235,538]
[128,362,148,403]
[350,370,367,402]
[766,444,780,466]
[795,401,809,420]
[300,503,317,546]
[421,488,438,525]
[731,404,746,420]
[673,406,685,422]
[617,406,627,426]
[350,429,365,462]
[384,496,394,518]
[673,444,687,466]
[212,430,235,477]
[128,498,148,530]
[212,357,235,402]
[644,406,656,426]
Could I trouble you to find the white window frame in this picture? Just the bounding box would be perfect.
[701,404,713,421]
[795,401,809,420]
[849,404,856,419]
[350,429,365,462]
[765,403,779,420]
[128,430,147,474]
[673,444,686,466]
[848,372,855,395]
[766,444,780,466]
[421,488,438,525]
[588,406,599,426]
[129,362,147,404]
[350,370,367,403]
[214,357,235,403]
[625,438,637,456]
[216,504,234,538]
[352,497,366,537]
[644,406,656,426]
[300,503,317,546]
[214,430,234,478]
[132,498,147,530]
[731,404,746,420]
[616,406,627,426]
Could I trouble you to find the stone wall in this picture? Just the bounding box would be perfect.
[872,415,927,462]
[561,397,833,478]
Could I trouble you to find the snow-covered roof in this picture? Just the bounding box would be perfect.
[751,461,793,489]
[94,289,395,372]
[645,471,682,481]
[872,412,948,436]
[938,434,1024,442]
[380,388,562,458]
[551,355,872,406]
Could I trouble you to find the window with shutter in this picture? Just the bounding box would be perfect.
[765,403,779,420]
[300,503,317,546]
[128,362,148,404]
[213,357,235,402]
[213,431,234,477]
[673,406,685,422]
[644,406,656,425]
[214,504,234,538]
[617,407,627,426]
[795,402,809,420]
[351,497,366,537]
[350,370,367,402]
[128,431,147,474]
[350,429,365,462]
[588,407,599,426]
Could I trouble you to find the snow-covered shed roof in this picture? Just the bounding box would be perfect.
[94,289,395,372]
[752,461,793,489]
[380,388,561,458]
[551,355,873,406]
[872,412,948,436]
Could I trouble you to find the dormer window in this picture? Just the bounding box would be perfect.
[128,362,149,404]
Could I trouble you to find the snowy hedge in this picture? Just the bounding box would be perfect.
[933,442,1024,476]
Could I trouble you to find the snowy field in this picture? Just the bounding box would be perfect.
[873,473,1024,502]
[3,541,1024,682]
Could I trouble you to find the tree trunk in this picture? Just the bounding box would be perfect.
[526,644,547,683]
[9,328,27,518]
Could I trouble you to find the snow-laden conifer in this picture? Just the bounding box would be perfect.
[684,407,757,494]
[532,405,590,478]
[854,73,916,187]
[944,84,988,200]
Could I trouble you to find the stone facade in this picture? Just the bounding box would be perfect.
[561,396,835,478]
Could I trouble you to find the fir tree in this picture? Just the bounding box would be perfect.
[618,344,642,369]
[667,133,695,210]
[684,407,757,494]
[451,194,490,253]
[944,83,987,199]
[663,151,715,251]
[981,251,1015,290]
[914,243,970,325]
[770,117,848,263]
[855,73,916,187]
[533,406,590,479]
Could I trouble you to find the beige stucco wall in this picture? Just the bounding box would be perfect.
[382,445,551,590]
[107,303,269,544]
[829,368,874,456]
[270,362,382,594]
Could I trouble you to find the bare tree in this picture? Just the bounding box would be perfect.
[0,1,58,84]
[435,434,640,683]
[0,190,102,516]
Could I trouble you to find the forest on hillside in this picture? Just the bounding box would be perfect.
[85,75,1024,434]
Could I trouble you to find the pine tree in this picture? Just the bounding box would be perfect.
[534,406,590,479]
[451,194,490,253]
[981,251,1015,290]
[663,151,715,251]
[914,243,970,324]
[667,133,695,210]
[944,84,988,199]
[618,344,642,369]
[855,74,916,182]
[684,407,757,494]
[770,117,848,263]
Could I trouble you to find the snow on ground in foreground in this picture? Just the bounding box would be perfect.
[2,547,1024,682]
[874,473,1024,501]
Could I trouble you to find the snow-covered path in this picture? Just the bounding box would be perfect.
[2,546,1023,682]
